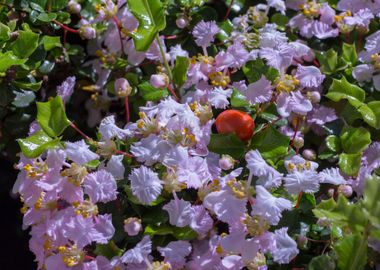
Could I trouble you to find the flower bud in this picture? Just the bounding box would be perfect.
[327,188,335,197]
[68,0,81,14]
[297,234,308,247]
[150,74,168,89]
[114,78,132,97]
[317,217,331,227]
[309,91,321,103]
[219,155,235,170]
[176,16,189,29]
[80,25,96,40]
[293,137,304,149]
[338,185,353,198]
[302,149,316,160]
[124,217,142,236]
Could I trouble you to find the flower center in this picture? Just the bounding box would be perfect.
[208,71,231,88]
[57,245,84,268]
[23,161,48,179]
[61,163,88,187]
[300,2,321,18]
[73,199,99,218]
[276,75,299,93]
[371,54,380,70]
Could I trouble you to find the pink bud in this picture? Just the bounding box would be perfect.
[176,17,188,29]
[297,235,308,247]
[114,78,132,97]
[327,188,335,197]
[338,185,353,198]
[293,137,304,149]
[68,0,81,14]
[309,91,321,103]
[124,217,142,236]
[302,149,316,160]
[80,25,96,40]
[219,155,235,170]
[150,74,168,89]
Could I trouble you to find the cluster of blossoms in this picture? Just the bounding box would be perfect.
[11,0,380,269]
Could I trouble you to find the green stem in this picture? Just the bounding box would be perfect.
[155,35,173,83]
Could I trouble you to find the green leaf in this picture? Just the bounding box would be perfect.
[335,234,367,270]
[362,178,380,225]
[308,255,336,270]
[367,101,380,129]
[339,152,362,176]
[17,130,60,158]
[0,22,10,42]
[144,224,198,240]
[326,76,366,103]
[127,0,166,51]
[50,0,69,11]
[172,56,190,88]
[250,124,290,161]
[342,43,357,66]
[37,12,57,22]
[138,82,169,101]
[12,30,40,58]
[340,127,371,154]
[36,96,70,137]
[0,51,27,72]
[317,49,347,75]
[326,135,341,152]
[13,80,43,91]
[208,133,246,159]
[270,13,289,28]
[42,36,61,51]
[243,59,279,83]
[230,88,249,108]
[94,241,123,260]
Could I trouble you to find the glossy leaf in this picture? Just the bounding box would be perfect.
[0,51,26,72]
[308,255,336,270]
[208,133,246,159]
[42,36,61,51]
[172,56,190,88]
[12,30,39,58]
[335,234,367,270]
[326,76,365,103]
[36,96,70,137]
[127,0,166,51]
[138,82,168,101]
[339,152,362,176]
[17,130,60,158]
[250,124,290,161]
[342,43,357,66]
[340,127,371,154]
[326,135,341,152]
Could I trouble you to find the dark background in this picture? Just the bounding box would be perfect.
[0,157,36,269]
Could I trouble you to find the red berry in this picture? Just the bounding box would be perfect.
[215,109,254,141]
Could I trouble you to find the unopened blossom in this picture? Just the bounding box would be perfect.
[150,74,168,89]
[114,78,132,97]
[129,166,163,205]
[124,217,142,236]
[80,25,96,39]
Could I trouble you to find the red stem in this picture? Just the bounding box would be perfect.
[124,96,130,123]
[115,150,134,158]
[313,59,320,67]
[290,117,300,149]
[295,191,303,209]
[167,84,179,101]
[70,122,91,141]
[164,35,177,40]
[112,16,125,53]
[53,20,80,34]
[224,0,234,20]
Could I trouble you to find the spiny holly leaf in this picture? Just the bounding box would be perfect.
[127,0,166,51]
[36,96,70,137]
[17,130,60,158]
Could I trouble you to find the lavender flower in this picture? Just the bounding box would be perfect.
[192,20,220,49]
[129,166,163,205]
[57,76,76,103]
[83,169,117,203]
